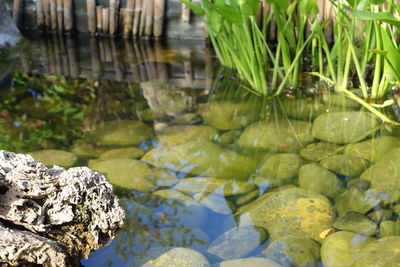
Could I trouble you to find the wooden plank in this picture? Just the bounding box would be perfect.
[87,0,96,34]
[153,0,165,38]
[63,0,74,31]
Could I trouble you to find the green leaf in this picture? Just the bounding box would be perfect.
[381,29,400,81]
[214,5,244,24]
[238,0,261,16]
[178,0,205,17]
[348,8,400,28]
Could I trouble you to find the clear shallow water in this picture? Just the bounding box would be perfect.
[1,36,400,267]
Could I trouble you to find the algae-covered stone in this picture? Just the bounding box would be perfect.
[172,113,202,125]
[344,136,400,162]
[254,153,303,187]
[201,101,260,130]
[89,158,154,191]
[70,141,107,158]
[193,193,236,215]
[98,147,144,160]
[87,120,153,146]
[143,247,210,267]
[300,142,342,162]
[174,177,256,196]
[263,236,320,267]
[334,188,379,216]
[147,167,179,187]
[281,97,329,121]
[312,112,380,144]
[379,221,400,237]
[348,179,371,191]
[238,188,333,241]
[17,97,54,119]
[320,231,375,267]
[320,154,369,176]
[298,164,343,198]
[207,226,268,260]
[234,190,259,206]
[360,147,400,196]
[325,93,361,108]
[29,149,78,168]
[157,125,218,146]
[368,209,393,223]
[237,120,314,152]
[333,212,377,236]
[352,237,400,267]
[215,257,282,267]
[142,141,257,180]
[219,130,242,145]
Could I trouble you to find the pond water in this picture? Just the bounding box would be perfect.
[1,36,400,267]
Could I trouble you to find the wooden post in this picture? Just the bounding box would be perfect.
[182,0,191,23]
[66,36,79,78]
[183,50,193,86]
[323,0,334,44]
[102,7,110,34]
[50,0,58,31]
[37,0,45,30]
[132,0,142,37]
[63,0,73,31]
[57,0,64,32]
[124,0,135,37]
[153,0,164,38]
[124,40,140,81]
[144,0,154,37]
[90,37,101,79]
[138,0,147,36]
[155,41,168,79]
[59,35,70,76]
[87,0,96,34]
[205,47,213,93]
[43,0,51,30]
[111,40,123,81]
[133,42,146,81]
[12,0,23,25]
[96,5,103,33]
[109,0,120,36]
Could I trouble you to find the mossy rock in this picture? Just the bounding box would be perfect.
[344,136,400,163]
[325,93,361,108]
[70,141,107,158]
[143,247,210,267]
[237,120,314,152]
[263,236,321,267]
[200,101,261,130]
[333,211,377,236]
[368,209,393,223]
[215,257,282,267]
[312,112,380,144]
[193,193,236,215]
[379,221,400,238]
[300,142,343,162]
[334,188,380,216]
[17,97,55,119]
[157,125,218,146]
[254,153,303,187]
[142,141,258,180]
[234,190,259,206]
[320,154,369,176]
[219,130,242,145]
[146,167,179,187]
[352,237,400,267]
[29,149,78,168]
[98,147,144,160]
[320,231,375,267]
[298,163,343,198]
[238,188,333,241]
[281,97,329,121]
[89,158,155,192]
[87,120,153,146]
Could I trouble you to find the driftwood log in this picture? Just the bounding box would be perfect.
[0,150,125,267]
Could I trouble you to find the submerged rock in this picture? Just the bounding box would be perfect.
[237,120,314,152]
[193,193,236,215]
[143,247,210,267]
[299,142,342,162]
[142,141,257,180]
[320,154,369,176]
[344,136,400,162]
[146,167,179,187]
[0,151,124,266]
[70,141,107,158]
[98,147,144,160]
[157,125,218,146]
[379,221,400,237]
[312,112,380,144]
[298,164,343,198]
[214,257,282,267]
[207,226,268,260]
[281,97,329,121]
[263,236,321,267]
[87,120,153,146]
[333,212,377,236]
[238,188,333,241]
[29,149,78,168]
[320,231,375,267]
[201,101,261,130]
[334,188,379,216]
[352,237,400,267]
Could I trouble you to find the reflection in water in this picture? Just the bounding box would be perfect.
[1,38,400,266]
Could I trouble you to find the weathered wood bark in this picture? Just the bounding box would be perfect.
[0,150,125,267]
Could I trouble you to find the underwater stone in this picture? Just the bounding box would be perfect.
[214,257,282,267]
[172,112,202,125]
[344,136,400,162]
[234,190,259,206]
[348,179,371,191]
[238,188,333,241]
[157,125,218,146]
[193,193,236,215]
[237,120,314,152]
[320,231,375,267]
[281,97,330,121]
[325,93,361,108]
[333,212,377,236]
[98,147,144,160]
[87,120,153,146]
[29,149,78,168]
[368,209,394,223]
[352,237,400,267]
[299,142,343,162]
[201,101,261,130]
[207,225,268,261]
[334,188,379,216]
[219,130,242,145]
[379,221,400,238]
[70,141,107,158]
[254,153,303,187]
[146,167,179,187]
[263,236,321,267]
[312,111,380,144]
[173,177,256,196]
[89,158,155,191]
[142,141,257,180]
[298,163,343,198]
[320,154,369,176]
[143,247,211,267]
